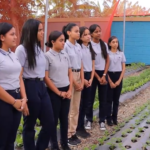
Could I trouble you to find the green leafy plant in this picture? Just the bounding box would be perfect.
[36,119,41,126]
[93,116,97,122]
[121,131,127,137]
[135,119,140,125]
[118,143,126,150]
[138,127,144,132]
[142,144,148,150]
[114,125,120,132]
[107,138,116,150]
[126,129,132,133]
[15,135,23,148]
[135,132,141,138]
[131,137,137,143]
[84,147,89,150]
[130,124,135,129]
[18,125,23,134]
[146,119,150,124]
[90,144,97,150]
[118,122,125,128]
[104,130,109,137]
[116,137,122,143]
[98,137,105,145]
[146,141,150,146]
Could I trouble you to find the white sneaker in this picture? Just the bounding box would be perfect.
[100,122,106,130]
[85,121,92,130]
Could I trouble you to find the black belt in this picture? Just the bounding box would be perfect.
[6,88,20,93]
[108,71,122,74]
[24,78,44,81]
[72,69,81,72]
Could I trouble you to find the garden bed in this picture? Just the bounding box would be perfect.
[73,86,150,150]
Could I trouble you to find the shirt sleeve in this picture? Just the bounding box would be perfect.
[44,53,50,71]
[105,43,109,53]
[15,45,26,67]
[122,52,126,63]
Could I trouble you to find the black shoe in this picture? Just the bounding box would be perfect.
[68,136,78,146]
[76,128,91,139]
[107,120,113,126]
[72,134,81,144]
[113,120,118,125]
[61,144,72,150]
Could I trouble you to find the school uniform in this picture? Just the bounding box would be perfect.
[64,40,82,143]
[85,41,108,128]
[106,50,126,124]
[77,44,94,131]
[0,48,22,150]
[15,45,55,150]
[45,49,71,149]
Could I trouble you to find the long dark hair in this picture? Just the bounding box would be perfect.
[89,24,107,59]
[0,23,13,48]
[20,19,41,69]
[62,23,77,41]
[77,26,95,60]
[108,36,121,51]
[45,31,63,48]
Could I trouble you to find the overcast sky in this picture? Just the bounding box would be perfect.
[93,0,150,9]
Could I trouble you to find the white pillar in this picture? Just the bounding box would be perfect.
[44,0,49,53]
[123,0,126,52]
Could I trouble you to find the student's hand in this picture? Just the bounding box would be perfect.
[13,100,22,111]
[60,92,67,99]
[115,80,121,86]
[87,78,93,87]
[66,90,72,99]
[21,99,27,111]
[100,76,107,85]
[110,82,116,88]
[98,77,102,84]
[84,79,89,87]
[23,104,29,116]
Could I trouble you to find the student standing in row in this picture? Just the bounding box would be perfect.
[85,24,109,131]
[62,23,84,146]
[15,19,55,150]
[106,36,126,126]
[76,27,95,138]
[45,31,72,150]
[0,22,28,150]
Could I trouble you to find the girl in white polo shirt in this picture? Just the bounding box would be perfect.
[0,22,28,150]
[45,31,72,150]
[62,23,84,146]
[76,26,95,138]
[106,36,126,126]
[85,24,110,131]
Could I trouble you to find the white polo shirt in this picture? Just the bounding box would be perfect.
[15,44,46,78]
[108,50,126,72]
[45,49,71,88]
[81,44,94,72]
[91,40,109,71]
[0,49,21,90]
[64,40,82,70]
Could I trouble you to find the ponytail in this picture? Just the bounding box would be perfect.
[62,23,77,41]
[100,39,107,59]
[89,42,96,60]
[45,31,63,48]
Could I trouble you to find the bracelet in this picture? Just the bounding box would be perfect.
[22,98,28,102]
[103,74,106,76]
[12,100,17,106]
